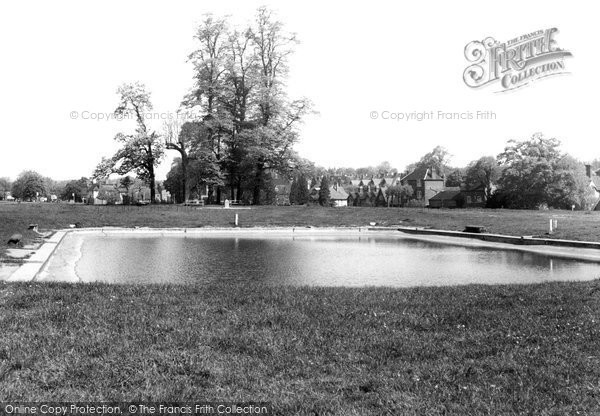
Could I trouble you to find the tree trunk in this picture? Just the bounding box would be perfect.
[181,154,188,203]
[253,163,264,205]
[149,165,156,203]
[216,186,222,205]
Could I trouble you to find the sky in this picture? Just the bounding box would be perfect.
[0,0,597,181]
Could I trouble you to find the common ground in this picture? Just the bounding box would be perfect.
[2,203,600,413]
[2,203,600,255]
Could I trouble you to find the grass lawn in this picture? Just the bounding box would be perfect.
[2,203,600,413]
[2,281,600,414]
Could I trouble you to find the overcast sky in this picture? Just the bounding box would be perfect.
[0,0,597,181]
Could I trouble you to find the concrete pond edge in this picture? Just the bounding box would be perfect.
[4,226,600,283]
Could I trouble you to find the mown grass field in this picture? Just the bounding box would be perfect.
[2,281,600,414]
[3,203,600,413]
[2,202,600,256]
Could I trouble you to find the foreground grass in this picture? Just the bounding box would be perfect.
[2,203,600,258]
[2,281,600,414]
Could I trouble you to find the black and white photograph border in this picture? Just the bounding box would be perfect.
[1,0,600,414]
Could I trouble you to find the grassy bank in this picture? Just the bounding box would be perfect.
[1,281,600,413]
[2,203,600,258]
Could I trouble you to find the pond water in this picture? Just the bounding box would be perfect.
[37,232,600,287]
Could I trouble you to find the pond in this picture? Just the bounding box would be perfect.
[36,231,600,287]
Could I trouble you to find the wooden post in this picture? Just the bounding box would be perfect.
[549,218,553,234]
[235,214,238,226]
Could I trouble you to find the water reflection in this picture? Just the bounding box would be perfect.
[65,234,600,287]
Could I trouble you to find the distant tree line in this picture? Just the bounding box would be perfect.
[3,132,598,210]
[1,171,163,204]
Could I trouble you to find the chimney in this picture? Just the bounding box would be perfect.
[586,164,592,178]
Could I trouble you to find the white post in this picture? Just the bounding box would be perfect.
[235,214,238,226]
[549,218,553,234]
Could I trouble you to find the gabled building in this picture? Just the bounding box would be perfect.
[308,184,349,207]
[400,167,445,206]
[460,184,487,207]
[351,178,376,189]
[379,177,398,188]
[329,184,349,207]
[428,189,462,208]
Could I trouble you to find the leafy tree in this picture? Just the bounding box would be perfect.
[120,176,134,194]
[297,174,309,204]
[92,157,114,181]
[94,82,164,203]
[406,145,452,173]
[164,155,224,203]
[496,133,588,209]
[445,168,465,188]
[97,188,120,205]
[11,171,46,201]
[164,159,185,203]
[376,161,398,177]
[356,166,376,179]
[289,176,300,204]
[119,176,134,204]
[386,184,414,207]
[288,174,309,205]
[548,155,593,209]
[187,153,224,200]
[182,8,311,205]
[61,177,89,202]
[465,156,501,198]
[318,176,330,206]
[0,177,11,200]
[44,177,66,198]
[245,8,311,204]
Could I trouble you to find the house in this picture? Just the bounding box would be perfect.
[160,189,172,204]
[345,175,398,207]
[347,191,359,207]
[460,185,487,207]
[350,178,376,189]
[348,187,386,207]
[400,167,445,206]
[356,190,376,207]
[92,182,124,205]
[372,188,387,206]
[329,184,349,207]
[585,165,600,210]
[308,184,349,207]
[429,184,487,209]
[378,177,398,188]
[428,189,462,208]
